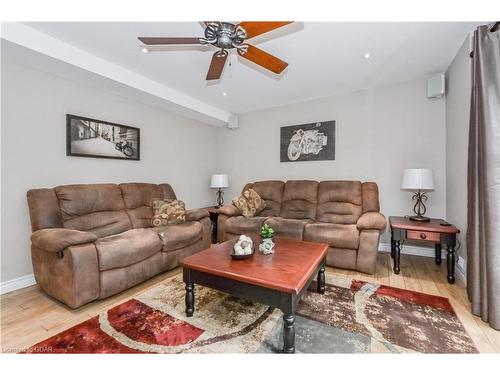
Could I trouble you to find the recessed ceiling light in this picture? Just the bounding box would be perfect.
[222,92,228,97]
[363,53,371,59]
[141,47,148,53]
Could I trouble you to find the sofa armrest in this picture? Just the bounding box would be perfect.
[356,212,387,231]
[185,208,209,222]
[217,204,240,217]
[31,228,97,253]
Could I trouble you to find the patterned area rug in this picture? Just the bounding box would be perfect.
[25,275,477,353]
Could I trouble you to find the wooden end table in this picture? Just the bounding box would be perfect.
[180,238,328,353]
[389,216,460,284]
[200,206,219,243]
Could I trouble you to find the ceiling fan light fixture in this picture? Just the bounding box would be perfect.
[222,92,228,97]
[363,52,371,59]
[138,22,292,81]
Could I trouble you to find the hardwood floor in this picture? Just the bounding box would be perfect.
[1,253,499,353]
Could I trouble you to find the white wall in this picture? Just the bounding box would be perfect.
[217,79,447,245]
[1,61,218,282]
[445,35,472,261]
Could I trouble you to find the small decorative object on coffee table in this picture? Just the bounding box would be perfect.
[231,235,254,259]
[259,223,275,254]
[401,168,435,222]
[389,216,460,284]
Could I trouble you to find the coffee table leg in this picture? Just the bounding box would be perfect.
[317,263,325,294]
[283,314,295,353]
[185,282,194,317]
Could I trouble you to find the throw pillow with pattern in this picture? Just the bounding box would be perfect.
[151,199,186,227]
[232,189,266,218]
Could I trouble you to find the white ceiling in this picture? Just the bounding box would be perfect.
[20,22,479,114]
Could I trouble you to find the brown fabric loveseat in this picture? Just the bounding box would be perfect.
[217,180,386,274]
[27,183,211,308]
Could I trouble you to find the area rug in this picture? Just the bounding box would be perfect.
[24,275,477,353]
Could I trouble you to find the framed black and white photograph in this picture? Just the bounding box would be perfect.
[66,114,140,160]
[280,120,335,162]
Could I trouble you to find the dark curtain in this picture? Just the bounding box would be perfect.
[467,23,500,330]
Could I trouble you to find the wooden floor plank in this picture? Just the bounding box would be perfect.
[1,253,498,353]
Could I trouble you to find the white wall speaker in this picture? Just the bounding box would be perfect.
[427,73,445,98]
[227,114,239,129]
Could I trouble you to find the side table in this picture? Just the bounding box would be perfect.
[200,206,219,243]
[389,216,460,284]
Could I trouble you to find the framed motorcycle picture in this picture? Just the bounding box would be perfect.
[66,114,140,161]
[280,120,335,162]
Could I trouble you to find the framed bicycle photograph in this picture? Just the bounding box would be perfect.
[66,114,140,161]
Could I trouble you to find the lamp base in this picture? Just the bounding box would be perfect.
[215,188,224,208]
[409,215,430,222]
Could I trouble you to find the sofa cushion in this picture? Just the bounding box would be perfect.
[152,221,202,252]
[280,180,318,220]
[303,223,360,250]
[249,181,285,217]
[120,183,177,228]
[56,184,132,238]
[224,216,267,234]
[361,182,380,213]
[316,181,363,224]
[95,228,163,271]
[151,199,186,226]
[264,217,311,240]
[232,189,266,218]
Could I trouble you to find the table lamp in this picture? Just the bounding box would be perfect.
[210,174,229,208]
[401,168,435,222]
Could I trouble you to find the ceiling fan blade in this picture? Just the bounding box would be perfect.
[237,22,292,39]
[238,44,288,74]
[138,37,201,45]
[206,51,228,80]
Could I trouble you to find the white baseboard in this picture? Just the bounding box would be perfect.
[0,274,36,295]
[455,262,467,284]
[378,242,441,258]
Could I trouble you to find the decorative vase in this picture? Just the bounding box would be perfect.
[259,237,275,255]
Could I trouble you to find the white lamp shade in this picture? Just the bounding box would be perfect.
[210,174,229,188]
[401,168,435,191]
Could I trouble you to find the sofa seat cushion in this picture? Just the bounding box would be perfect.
[264,217,311,240]
[303,223,359,250]
[225,216,267,234]
[152,221,202,252]
[95,228,163,271]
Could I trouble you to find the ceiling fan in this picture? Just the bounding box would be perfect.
[138,21,292,80]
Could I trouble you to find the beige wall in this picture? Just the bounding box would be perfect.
[217,79,447,245]
[1,61,456,283]
[1,62,218,282]
[445,35,472,261]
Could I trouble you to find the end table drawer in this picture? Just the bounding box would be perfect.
[407,230,440,242]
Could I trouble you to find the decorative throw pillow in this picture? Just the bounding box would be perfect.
[151,199,186,227]
[232,189,266,218]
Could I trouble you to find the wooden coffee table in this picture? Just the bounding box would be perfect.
[180,237,329,353]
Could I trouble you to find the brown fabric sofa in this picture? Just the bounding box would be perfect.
[217,180,386,274]
[27,183,211,308]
